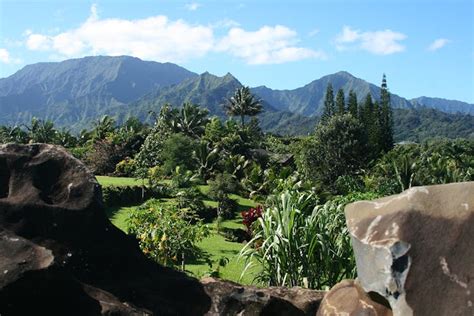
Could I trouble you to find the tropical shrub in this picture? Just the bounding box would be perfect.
[170,166,200,189]
[175,187,215,222]
[114,157,137,177]
[127,199,210,268]
[240,191,378,289]
[241,205,263,236]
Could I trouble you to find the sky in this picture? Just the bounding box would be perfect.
[0,0,473,103]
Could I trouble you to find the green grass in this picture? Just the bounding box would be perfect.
[97,176,143,187]
[102,176,261,285]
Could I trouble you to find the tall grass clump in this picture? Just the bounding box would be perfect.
[240,190,378,289]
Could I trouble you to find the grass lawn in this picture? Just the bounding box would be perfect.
[99,176,262,285]
[96,175,143,187]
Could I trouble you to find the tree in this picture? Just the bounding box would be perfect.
[92,115,116,140]
[347,89,358,117]
[321,83,335,123]
[25,118,57,143]
[160,133,197,175]
[359,93,381,158]
[0,125,28,144]
[297,114,368,193]
[379,74,394,153]
[225,86,263,127]
[165,103,209,138]
[336,89,346,115]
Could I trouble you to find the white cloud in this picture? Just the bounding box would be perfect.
[26,34,52,51]
[0,48,21,64]
[0,48,11,63]
[24,5,214,63]
[217,25,326,65]
[335,26,406,55]
[428,38,450,51]
[23,5,323,66]
[185,2,201,11]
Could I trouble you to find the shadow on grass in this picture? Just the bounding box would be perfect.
[186,249,213,266]
[105,206,122,219]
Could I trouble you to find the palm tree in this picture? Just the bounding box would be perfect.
[224,86,263,127]
[24,118,57,143]
[93,115,116,140]
[176,103,209,138]
[0,125,28,144]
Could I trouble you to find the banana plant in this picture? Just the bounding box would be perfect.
[193,141,220,180]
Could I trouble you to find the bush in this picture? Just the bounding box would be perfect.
[241,205,263,236]
[217,196,238,220]
[114,157,137,177]
[208,172,240,200]
[240,190,378,289]
[127,199,210,268]
[175,188,215,222]
[170,166,200,189]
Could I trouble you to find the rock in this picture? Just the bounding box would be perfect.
[345,183,474,316]
[317,279,392,316]
[202,277,325,315]
[0,144,210,315]
[0,144,326,316]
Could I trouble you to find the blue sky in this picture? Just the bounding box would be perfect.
[1,0,473,103]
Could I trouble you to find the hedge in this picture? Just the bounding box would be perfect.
[102,185,170,207]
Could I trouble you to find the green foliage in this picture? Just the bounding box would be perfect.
[114,157,137,177]
[174,187,215,222]
[225,86,263,127]
[193,141,220,180]
[170,166,200,189]
[321,83,335,123]
[240,191,376,289]
[208,172,240,200]
[393,107,474,142]
[102,185,169,207]
[127,199,210,268]
[0,125,28,144]
[336,88,346,115]
[161,133,197,175]
[368,139,474,195]
[297,114,367,193]
[347,89,358,117]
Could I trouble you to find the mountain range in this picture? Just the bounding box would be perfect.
[0,55,472,139]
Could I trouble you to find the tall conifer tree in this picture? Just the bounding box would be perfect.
[347,89,358,117]
[379,74,394,152]
[336,89,346,115]
[321,83,335,123]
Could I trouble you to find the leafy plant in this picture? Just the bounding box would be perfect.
[241,205,263,236]
[240,191,377,289]
[127,199,210,269]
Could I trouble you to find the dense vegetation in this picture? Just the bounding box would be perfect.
[1,74,472,289]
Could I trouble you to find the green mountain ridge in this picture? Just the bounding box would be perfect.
[0,56,472,139]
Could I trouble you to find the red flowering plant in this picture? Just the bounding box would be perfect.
[241,205,263,237]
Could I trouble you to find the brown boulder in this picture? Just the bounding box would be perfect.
[0,143,210,315]
[345,183,474,316]
[317,279,392,316]
[202,277,325,315]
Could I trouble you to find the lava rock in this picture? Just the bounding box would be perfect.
[0,144,210,315]
[317,279,392,316]
[202,277,325,315]
[345,183,474,316]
